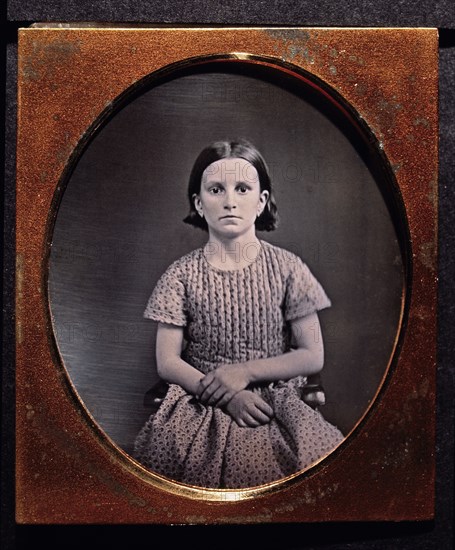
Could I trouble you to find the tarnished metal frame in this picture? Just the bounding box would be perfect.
[16,26,438,524]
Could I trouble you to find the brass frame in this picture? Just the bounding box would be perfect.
[16,26,438,523]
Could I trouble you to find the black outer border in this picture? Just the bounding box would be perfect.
[5,1,455,28]
[2,17,454,550]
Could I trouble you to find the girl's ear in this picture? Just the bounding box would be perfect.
[258,190,269,215]
[193,193,204,217]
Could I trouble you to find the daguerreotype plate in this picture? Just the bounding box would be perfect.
[16,26,438,523]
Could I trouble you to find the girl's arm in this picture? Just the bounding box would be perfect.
[245,312,324,383]
[155,322,204,396]
[198,312,325,406]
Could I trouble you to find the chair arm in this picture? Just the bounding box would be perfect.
[143,379,169,413]
[302,373,326,409]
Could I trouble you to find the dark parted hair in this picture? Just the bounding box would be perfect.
[183,139,279,231]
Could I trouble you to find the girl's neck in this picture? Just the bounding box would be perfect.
[204,233,262,271]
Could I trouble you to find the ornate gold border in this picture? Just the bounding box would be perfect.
[16,27,438,523]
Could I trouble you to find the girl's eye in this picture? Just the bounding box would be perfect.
[236,185,248,194]
[209,187,223,194]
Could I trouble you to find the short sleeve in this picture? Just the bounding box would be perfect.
[284,257,331,321]
[143,266,187,326]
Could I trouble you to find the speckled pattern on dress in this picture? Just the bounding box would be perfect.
[134,240,344,488]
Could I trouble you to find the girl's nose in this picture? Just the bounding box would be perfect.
[223,190,237,209]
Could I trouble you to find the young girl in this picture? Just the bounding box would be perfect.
[133,139,344,489]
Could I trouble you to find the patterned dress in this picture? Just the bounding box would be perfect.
[133,240,344,488]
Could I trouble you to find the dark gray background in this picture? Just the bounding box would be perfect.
[2,1,454,549]
[47,67,402,453]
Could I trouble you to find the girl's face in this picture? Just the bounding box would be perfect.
[193,157,269,240]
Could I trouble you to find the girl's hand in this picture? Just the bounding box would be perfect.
[224,390,274,428]
[197,364,251,407]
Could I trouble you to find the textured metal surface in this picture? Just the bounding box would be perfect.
[16,27,438,524]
